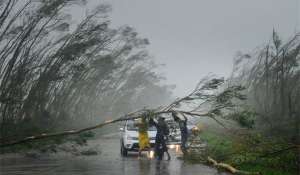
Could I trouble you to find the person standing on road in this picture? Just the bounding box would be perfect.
[149,117,171,160]
[172,111,188,154]
[136,117,151,157]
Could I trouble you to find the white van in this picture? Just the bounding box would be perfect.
[120,120,157,156]
[119,118,198,156]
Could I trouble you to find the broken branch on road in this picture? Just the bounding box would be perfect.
[208,157,261,175]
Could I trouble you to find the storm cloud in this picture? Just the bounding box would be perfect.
[81,0,298,96]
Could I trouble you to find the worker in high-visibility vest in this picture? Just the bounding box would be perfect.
[136,117,151,156]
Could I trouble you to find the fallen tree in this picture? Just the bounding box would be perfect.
[0,76,245,148]
[0,76,266,174]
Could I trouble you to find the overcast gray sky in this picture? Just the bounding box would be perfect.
[84,0,299,96]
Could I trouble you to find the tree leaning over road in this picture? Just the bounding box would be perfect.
[0,0,173,142]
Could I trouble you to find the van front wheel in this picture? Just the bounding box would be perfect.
[121,142,128,156]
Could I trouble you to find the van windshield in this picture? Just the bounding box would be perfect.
[126,121,156,131]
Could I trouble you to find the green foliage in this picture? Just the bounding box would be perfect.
[230,110,257,129]
[238,164,294,175]
[201,132,233,161]
[185,130,298,175]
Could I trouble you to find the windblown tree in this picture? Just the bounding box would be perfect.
[229,31,300,170]
[231,31,300,141]
[0,0,173,142]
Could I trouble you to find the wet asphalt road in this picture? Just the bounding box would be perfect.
[0,133,226,175]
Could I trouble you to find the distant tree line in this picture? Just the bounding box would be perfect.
[0,0,173,143]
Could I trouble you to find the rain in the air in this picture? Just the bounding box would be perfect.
[0,1,299,175]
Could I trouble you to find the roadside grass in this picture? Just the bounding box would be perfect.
[188,128,298,175]
[238,164,295,175]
